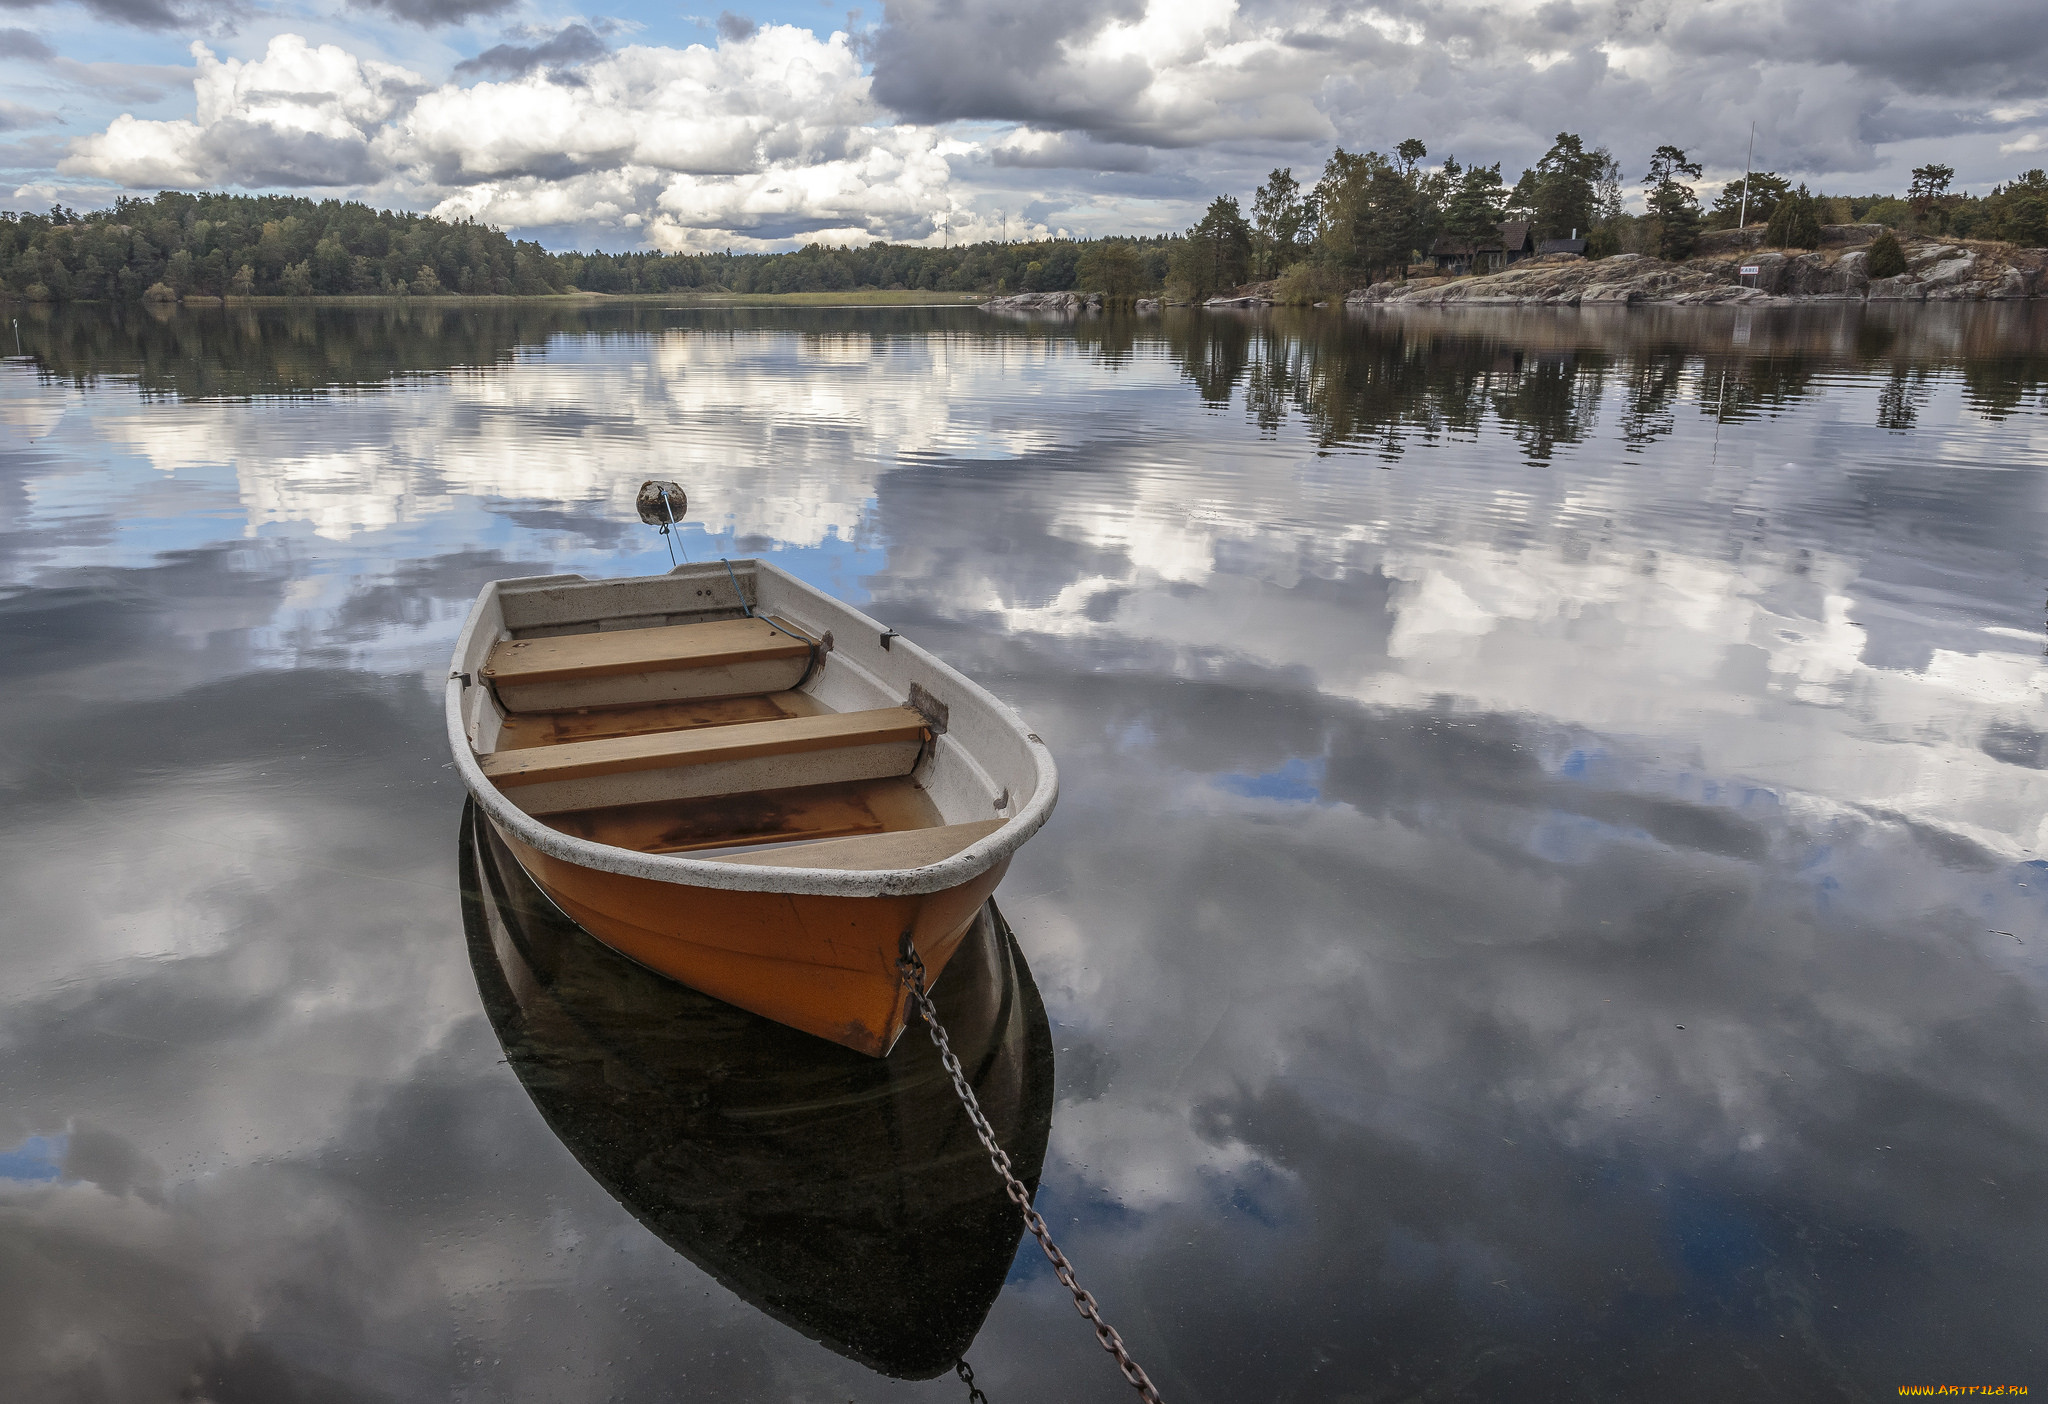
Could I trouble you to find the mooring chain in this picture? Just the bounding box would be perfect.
[899,935,1166,1404]
[955,1357,990,1404]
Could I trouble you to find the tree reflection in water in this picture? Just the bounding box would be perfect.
[1041,303,2048,461]
[16,300,2047,451]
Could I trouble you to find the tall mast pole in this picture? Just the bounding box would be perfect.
[1738,122,1756,230]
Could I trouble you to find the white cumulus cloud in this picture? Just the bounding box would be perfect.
[62,25,970,249]
[64,35,424,188]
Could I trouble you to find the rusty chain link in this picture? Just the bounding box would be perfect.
[955,1357,990,1403]
[900,932,1166,1404]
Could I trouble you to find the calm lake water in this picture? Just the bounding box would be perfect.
[4,300,2047,1402]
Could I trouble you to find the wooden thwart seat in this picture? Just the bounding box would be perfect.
[484,618,810,686]
[494,690,822,752]
[479,707,929,789]
[707,818,1008,871]
[482,618,815,712]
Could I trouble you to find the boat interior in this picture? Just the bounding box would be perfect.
[462,573,1013,871]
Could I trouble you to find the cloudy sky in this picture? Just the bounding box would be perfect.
[2,0,2046,251]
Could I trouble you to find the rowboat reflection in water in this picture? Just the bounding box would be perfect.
[458,802,1056,1379]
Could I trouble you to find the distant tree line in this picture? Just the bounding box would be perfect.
[0,190,1174,304]
[4,162,2044,308]
[556,234,1175,296]
[0,192,563,303]
[1162,136,2048,301]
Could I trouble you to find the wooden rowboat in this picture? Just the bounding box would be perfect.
[446,558,1058,1056]
[459,803,1054,1378]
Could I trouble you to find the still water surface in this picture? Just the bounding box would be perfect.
[4,301,2048,1401]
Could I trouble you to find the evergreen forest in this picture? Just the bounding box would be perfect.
[4,145,2044,307]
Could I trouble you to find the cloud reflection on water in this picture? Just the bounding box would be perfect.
[1,302,2045,1399]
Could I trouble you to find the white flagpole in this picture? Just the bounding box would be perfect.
[1738,122,1756,230]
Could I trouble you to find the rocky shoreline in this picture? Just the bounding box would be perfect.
[982,227,2046,314]
[979,290,1165,314]
[980,290,1101,313]
[1348,228,2044,308]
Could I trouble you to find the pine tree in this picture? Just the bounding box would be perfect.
[1643,146,1705,260]
[1444,163,1508,245]
[1167,196,1253,299]
[1908,163,1955,232]
[1250,169,1312,278]
[1515,133,1614,240]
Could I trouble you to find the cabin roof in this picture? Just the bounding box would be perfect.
[1432,220,1538,259]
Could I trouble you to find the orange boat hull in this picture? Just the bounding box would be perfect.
[495,824,1010,1056]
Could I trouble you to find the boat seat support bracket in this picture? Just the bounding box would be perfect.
[907,683,949,735]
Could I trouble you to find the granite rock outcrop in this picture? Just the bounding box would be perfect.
[1345,232,2044,308]
[980,290,1104,314]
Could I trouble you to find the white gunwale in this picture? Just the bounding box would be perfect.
[445,559,1058,898]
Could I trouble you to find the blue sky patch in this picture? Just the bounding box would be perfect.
[1215,756,1325,804]
[0,1134,67,1183]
